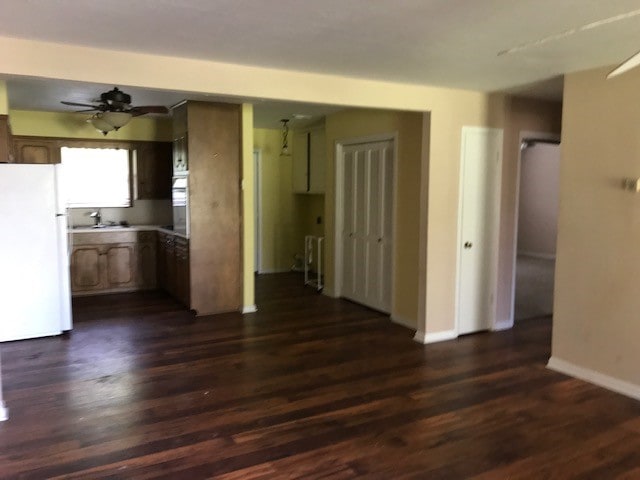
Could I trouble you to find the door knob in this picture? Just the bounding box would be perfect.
[464,241,473,249]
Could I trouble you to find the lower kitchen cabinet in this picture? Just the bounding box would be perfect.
[175,237,190,307]
[71,230,155,295]
[157,230,189,307]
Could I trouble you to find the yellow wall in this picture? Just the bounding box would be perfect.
[324,108,424,326]
[254,128,298,272]
[9,109,172,141]
[242,104,255,309]
[0,81,8,114]
[553,66,640,388]
[496,97,562,326]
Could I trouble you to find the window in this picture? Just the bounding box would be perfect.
[60,147,131,208]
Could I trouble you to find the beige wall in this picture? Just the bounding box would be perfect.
[1,35,509,336]
[553,66,640,387]
[517,144,561,256]
[495,97,562,326]
[324,108,424,326]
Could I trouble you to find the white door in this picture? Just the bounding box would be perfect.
[457,128,503,335]
[341,140,394,313]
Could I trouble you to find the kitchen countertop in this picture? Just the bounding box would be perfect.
[69,225,189,239]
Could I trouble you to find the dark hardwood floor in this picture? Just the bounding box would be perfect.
[0,273,638,479]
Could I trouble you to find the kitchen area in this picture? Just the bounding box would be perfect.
[0,98,243,344]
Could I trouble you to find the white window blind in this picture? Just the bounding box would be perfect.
[60,147,131,208]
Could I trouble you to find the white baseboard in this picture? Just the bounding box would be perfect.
[390,314,416,330]
[242,305,258,314]
[322,287,338,298]
[547,356,640,401]
[413,329,458,345]
[492,321,513,331]
[519,251,556,260]
[0,402,8,421]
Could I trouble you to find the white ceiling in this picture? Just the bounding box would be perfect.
[3,0,640,124]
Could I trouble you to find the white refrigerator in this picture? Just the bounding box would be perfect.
[0,163,73,342]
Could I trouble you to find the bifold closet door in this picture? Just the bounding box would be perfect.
[341,140,394,313]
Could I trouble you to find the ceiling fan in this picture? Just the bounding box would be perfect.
[61,87,169,135]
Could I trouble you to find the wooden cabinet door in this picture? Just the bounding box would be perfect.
[137,232,157,290]
[135,142,172,199]
[71,246,104,292]
[292,131,309,193]
[0,115,13,163]
[13,137,60,164]
[175,237,190,307]
[105,244,136,289]
[165,236,177,297]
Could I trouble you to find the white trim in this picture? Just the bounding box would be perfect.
[242,304,258,314]
[413,329,458,345]
[508,132,561,327]
[390,314,416,330]
[518,251,556,261]
[334,133,398,314]
[455,127,503,335]
[547,356,640,401]
[0,403,7,421]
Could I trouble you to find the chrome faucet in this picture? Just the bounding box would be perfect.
[89,209,102,226]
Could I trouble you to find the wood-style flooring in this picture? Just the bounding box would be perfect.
[0,273,638,479]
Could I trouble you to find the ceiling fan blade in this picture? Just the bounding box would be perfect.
[607,49,640,79]
[61,100,100,109]
[130,106,169,116]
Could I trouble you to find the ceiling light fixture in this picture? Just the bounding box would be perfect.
[88,111,132,135]
[280,119,291,156]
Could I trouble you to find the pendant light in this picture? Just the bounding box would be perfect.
[280,119,291,156]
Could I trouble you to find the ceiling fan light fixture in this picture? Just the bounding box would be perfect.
[89,113,115,135]
[102,111,132,130]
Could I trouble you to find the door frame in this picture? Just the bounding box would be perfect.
[334,133,399,314]
[455,126,504,334]
[507,131,561,327]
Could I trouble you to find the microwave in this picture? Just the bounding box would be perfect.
[172,175,189,237]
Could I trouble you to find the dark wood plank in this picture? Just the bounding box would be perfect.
[0,273,638,479]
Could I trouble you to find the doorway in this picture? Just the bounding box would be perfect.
[335,137,395,313]
[513,138,560,321]
[456,127,503,335]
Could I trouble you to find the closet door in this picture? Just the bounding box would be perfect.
[341,140,394,312]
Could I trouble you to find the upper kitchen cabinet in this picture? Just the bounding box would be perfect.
[134,141,172,199]
[12,135,60,164]
[0,115,13,163]
[172,102,188,174]
[292,126,326,194]
[171,101,242,315]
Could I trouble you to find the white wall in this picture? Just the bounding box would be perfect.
[517,143,560,257]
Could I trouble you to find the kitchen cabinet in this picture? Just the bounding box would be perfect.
[71,229,157,295]
[13,136,60,164]
[292,127,325,194]
[170,101,241,315]
[174,236,190,307]
[156,230,189,307]
[135,141,172,199]
[0,115,14,163]
[172,135,188,174]
[136,231,157,290]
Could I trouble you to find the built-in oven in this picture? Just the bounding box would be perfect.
[171,175,189,237]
